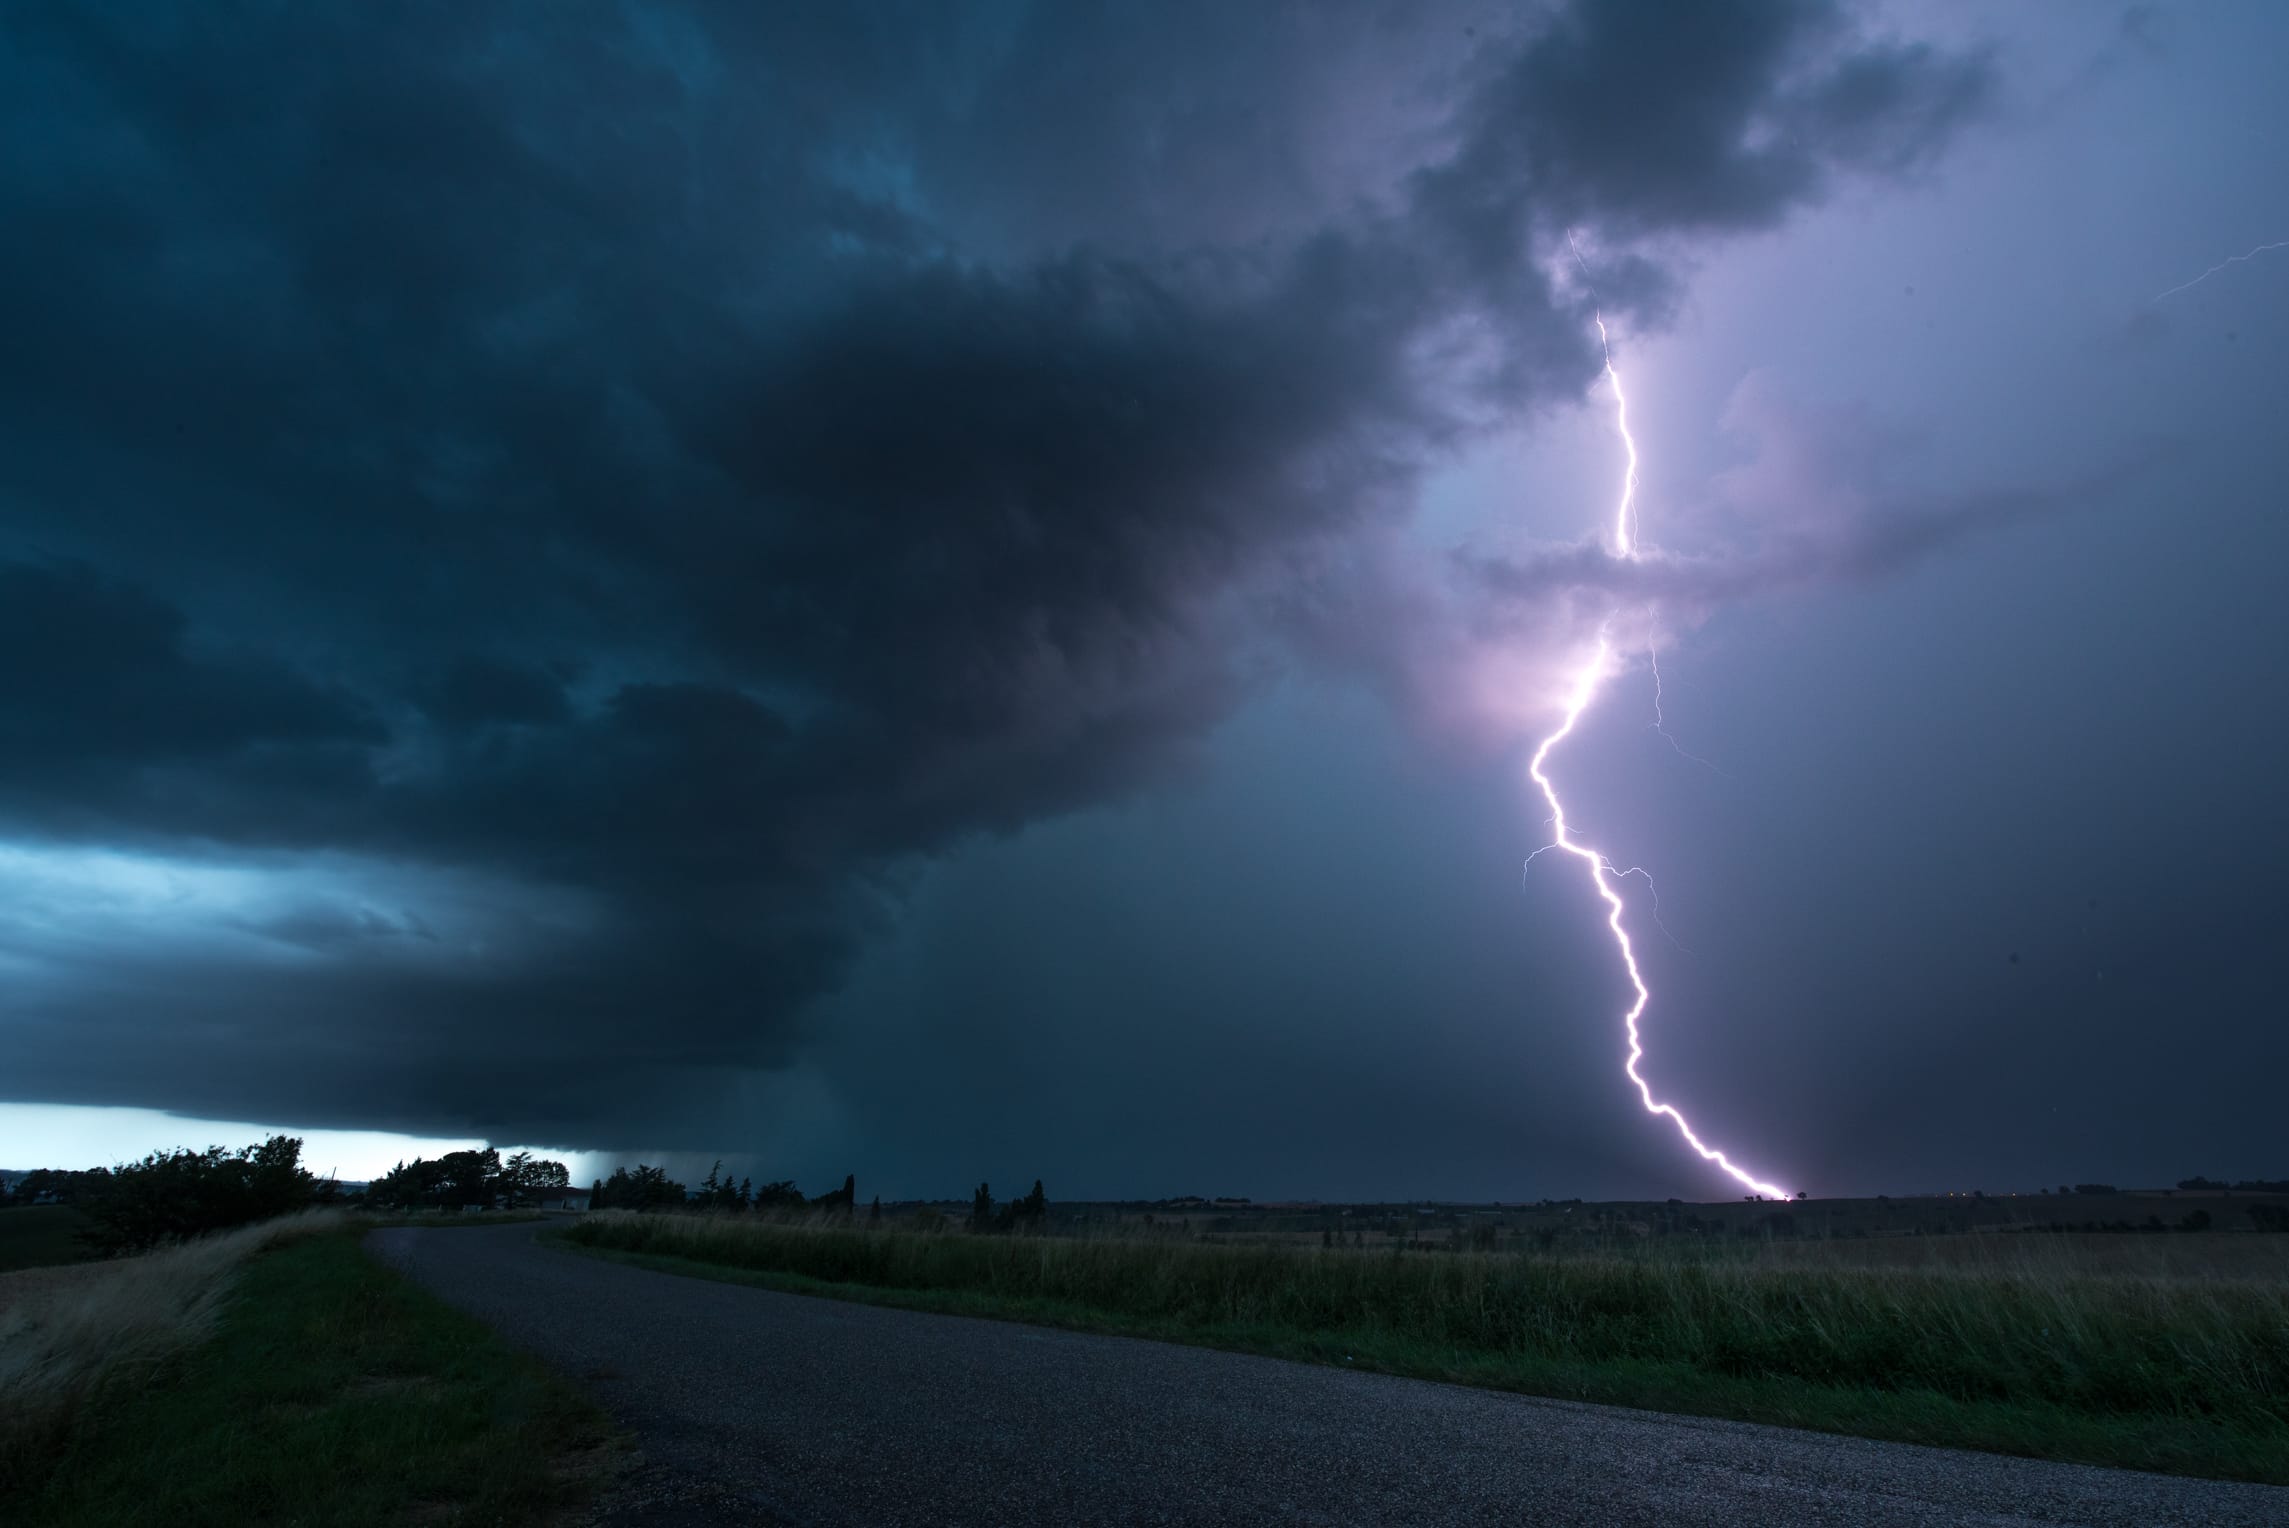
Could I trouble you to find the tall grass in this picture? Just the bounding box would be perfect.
[0,1209,342,1487]
[564,1211,2289,1477]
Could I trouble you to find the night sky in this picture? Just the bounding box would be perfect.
[3,2,2283,1199]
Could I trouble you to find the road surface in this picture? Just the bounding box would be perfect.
[367,1221,2286,1527]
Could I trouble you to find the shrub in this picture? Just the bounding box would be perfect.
[83,1137,318,1254]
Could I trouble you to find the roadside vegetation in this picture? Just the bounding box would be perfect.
[2,1221,614,1524]
[1,1133,615,1522]
[3,1135,582,1259]
[1,1210,342,1486]
[562,1206,2289,1484]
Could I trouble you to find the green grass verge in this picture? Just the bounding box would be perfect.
[0,1205,99,1272]
[10,1232,617,1526]
[553,1217,2289,1485]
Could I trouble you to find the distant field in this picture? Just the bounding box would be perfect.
[1038,1188,2289,1255]
[0,1205,98,1273]
[561,1208,2289,1484]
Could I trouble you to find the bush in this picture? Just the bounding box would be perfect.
[82,1138,319,1254]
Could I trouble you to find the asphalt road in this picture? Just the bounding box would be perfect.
[367,1222,2287,1527]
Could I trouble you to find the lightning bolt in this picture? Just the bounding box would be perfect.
[2153,239,2288,303]
[1647,640,1726,777]
[1524,237,1792,1200]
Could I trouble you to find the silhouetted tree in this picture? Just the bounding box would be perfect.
[593,1167,635,1210]
[970,1182,994,1231]
[699,1160,746,1211]
[751,1179,805,1210]
[868,1195,882,1223]
[498,1152,571,1208]
[2,1167,112,1207]
[626,1164,685,1209]
[85,1135,316,1252]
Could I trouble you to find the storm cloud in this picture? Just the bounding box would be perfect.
[0,1,2003,1148]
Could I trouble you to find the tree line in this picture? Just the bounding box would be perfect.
[591,1163,862,1215]
[582,1166,1055,1234]
[1,1135,331,1253]
[366,1149,574,1212]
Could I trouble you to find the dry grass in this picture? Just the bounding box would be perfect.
[0,1209,343,1483]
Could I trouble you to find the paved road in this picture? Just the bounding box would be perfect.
[368,1222,2287,1527]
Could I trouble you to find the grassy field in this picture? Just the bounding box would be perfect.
[561,1210,2289,1484]
[2,1225,616,1525]
[0,1205,100,1273]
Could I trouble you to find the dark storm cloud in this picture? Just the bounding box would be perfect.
[1419,0,1990,253]
[0,561,383,848]
[0,2,1994,1145]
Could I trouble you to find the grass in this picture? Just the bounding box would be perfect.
[1,1211,343,1474]
[560,1211,2289,1485]
[0,1206,100,1273]
[2,1224,616,1525]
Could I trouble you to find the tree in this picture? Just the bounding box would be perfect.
[627,1164,685,1210]
[84,1135,316,1253]
[751,1179,805,1210]
[970,1182,994,1231]
[371,1158,441,1211]
[437,1149,502,1210]
[497,1152,571,1208]
[2,1166,112,1207]
[868,1195,882,1223]
[699,1160,740,1211]
[593,1167,635,1211]
[737,1177,753,1210]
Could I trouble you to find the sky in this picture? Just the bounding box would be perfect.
[2,1,2283,1200]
